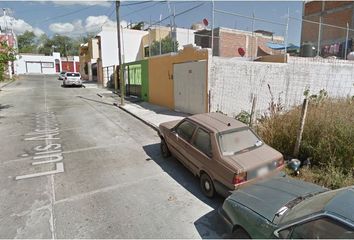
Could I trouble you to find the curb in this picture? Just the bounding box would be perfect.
[95,92,159,132]
[116,104,159,132]
[0,79,15,90]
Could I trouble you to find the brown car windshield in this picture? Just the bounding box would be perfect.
[218,127,262,156]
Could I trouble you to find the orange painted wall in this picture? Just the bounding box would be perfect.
[148,46,209,109]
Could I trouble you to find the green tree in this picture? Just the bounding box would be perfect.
[79,33,96,44]
[38,34,79,56]
[131,22,144,30]
[150,36,178,56]
[0,41,16,81]
[17,31,37,53]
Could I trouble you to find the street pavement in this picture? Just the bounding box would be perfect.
[0,75,225,238]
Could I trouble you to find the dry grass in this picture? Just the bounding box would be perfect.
[257,98,354,189]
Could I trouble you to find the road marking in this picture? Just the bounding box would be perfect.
[54,172,166,205]
[15,162,64,180]
[2,143,124,166]
[15,111,65,180]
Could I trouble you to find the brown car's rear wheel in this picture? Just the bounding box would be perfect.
[200,173,215,198]
[160,138,171,158]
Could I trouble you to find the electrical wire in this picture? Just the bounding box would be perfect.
[121,1,156,7]
[41,1,204,39]
[38,5,97,25]
[144,2,205,30]
[122,1,165,18]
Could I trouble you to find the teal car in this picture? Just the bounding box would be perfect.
[219,176,354,239]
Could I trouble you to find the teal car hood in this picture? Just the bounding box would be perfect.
[227,176,326,223]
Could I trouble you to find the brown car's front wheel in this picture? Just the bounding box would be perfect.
[200,173,215,198]
[160,138,171,158]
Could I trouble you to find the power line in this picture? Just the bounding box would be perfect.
[42,1,204,39]
[122,1,165,18]
[144,2,205,30]
[214,8,286,27]
[121,1,155,7]
[175,2,205,18]
[38,5,97,25]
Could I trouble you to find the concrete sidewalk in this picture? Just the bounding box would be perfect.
[119,101,188,131]
[0,79,15,90]
[95,90,187,131]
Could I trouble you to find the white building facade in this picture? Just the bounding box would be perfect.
[14,52,61,74]
[98,26,148,67]
[176,28,195,50]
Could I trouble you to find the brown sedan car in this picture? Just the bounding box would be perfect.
[158,112,284,198]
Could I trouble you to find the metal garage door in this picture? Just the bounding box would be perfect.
[26,62,42,73]
[173,60,207,114]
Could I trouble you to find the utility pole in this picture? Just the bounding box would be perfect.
[2,8,8,32]
[159,14,162,55]
[65,44,69,71]
[173,6,176,52]
[211,0,215,56]
[116,0,124,106]
[167,0,174,49]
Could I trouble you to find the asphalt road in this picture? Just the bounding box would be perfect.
[0,75,225,239]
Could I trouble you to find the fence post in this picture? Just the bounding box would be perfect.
[293,98,309,158]
[284,8,289,62]
[251,11,255,59]
[249,95,257,127]
[345,22,349,60]
[317,16,322,56]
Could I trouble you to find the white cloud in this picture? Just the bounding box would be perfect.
[280,13,289,19]
[72,19,85,33]
[33,27,45,36]
[48,16,129,36]
[120,20,128,29]
[85,15,116,32]
[49,22,75,34]
[0,16,44,36]
[50,1,111,7]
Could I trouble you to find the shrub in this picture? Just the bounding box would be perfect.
[257,98,353,169]
[235,110,250,124]
[0,41,16,81]
[256,97,354,189]
[295,163,354,189]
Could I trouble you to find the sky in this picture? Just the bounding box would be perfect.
[0,1,303,44]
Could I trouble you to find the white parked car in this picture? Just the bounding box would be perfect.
[63,72,82,87]
[58,71,66,80]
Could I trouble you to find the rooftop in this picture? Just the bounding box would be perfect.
[195,27,284,41]
[188,112,246,133]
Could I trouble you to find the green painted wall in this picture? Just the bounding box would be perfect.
[124,60,149,101]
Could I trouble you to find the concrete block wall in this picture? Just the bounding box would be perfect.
[218,29,283,58]
[302,1,354,45]
[209,56,354,117]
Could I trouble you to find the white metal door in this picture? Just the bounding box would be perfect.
[173,61,207,114]
[26,62,42,73]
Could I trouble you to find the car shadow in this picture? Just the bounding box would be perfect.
[0,103,12,111]
[61,85,82,88]
[0,104,12,120]
[143,143,227,239]
[76,96,114,107]
[194,209,230,239]
[0,104,11,111]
